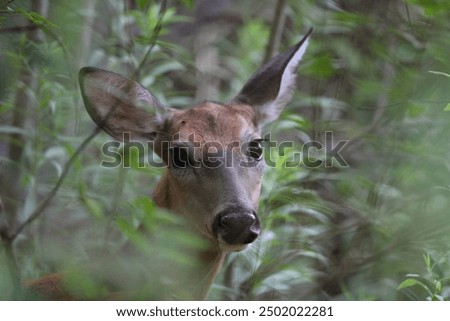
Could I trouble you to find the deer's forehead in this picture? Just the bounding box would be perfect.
[168,102,256,144]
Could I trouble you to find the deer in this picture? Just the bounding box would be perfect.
[24,29,312,300]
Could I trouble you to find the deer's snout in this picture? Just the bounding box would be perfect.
[212,207,261,248]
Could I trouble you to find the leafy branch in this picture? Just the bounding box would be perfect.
[9,128,101,241]
[6,0,170,241]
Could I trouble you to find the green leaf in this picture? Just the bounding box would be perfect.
[179,0,194,8]
[435,280,442,292]
[302,53,336,78]
[398,276,434,296]
[408,104,424,117]
[404,273,435,290]
[431,294,445,301]
[423,253,431,271]
[397,278,420,290]
[84,197,105,220]
[444,103,450,111]
[16,7,59,30]
[407,0,450,16]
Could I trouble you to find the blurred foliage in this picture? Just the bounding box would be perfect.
[0,0,449,300]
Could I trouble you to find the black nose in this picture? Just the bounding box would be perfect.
[212,207,261,245]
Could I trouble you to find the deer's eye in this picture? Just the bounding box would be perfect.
[246,140,264,161]
[171,146,190,168]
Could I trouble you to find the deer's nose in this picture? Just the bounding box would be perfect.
[212,207,261,245]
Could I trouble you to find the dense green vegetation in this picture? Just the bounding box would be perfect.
[1,0,449,300]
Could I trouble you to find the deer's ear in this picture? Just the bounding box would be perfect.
[79,67,167,141]
[233,29,312,127]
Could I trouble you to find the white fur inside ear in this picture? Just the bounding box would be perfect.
[279,37,309,103]
[259,37,310,126]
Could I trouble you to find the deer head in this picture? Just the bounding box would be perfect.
[77,29,312,298]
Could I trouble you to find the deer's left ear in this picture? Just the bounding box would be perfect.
[233,28,312,127]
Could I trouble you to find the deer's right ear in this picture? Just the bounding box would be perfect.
[79,67,168,141]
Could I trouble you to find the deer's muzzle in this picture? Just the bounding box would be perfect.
[212,206,261,249]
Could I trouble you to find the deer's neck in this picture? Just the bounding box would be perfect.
[153,171,226,299]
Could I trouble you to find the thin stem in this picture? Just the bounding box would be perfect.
[132,0,167,80]
[263,0,287,63]
[10,128,101,240]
